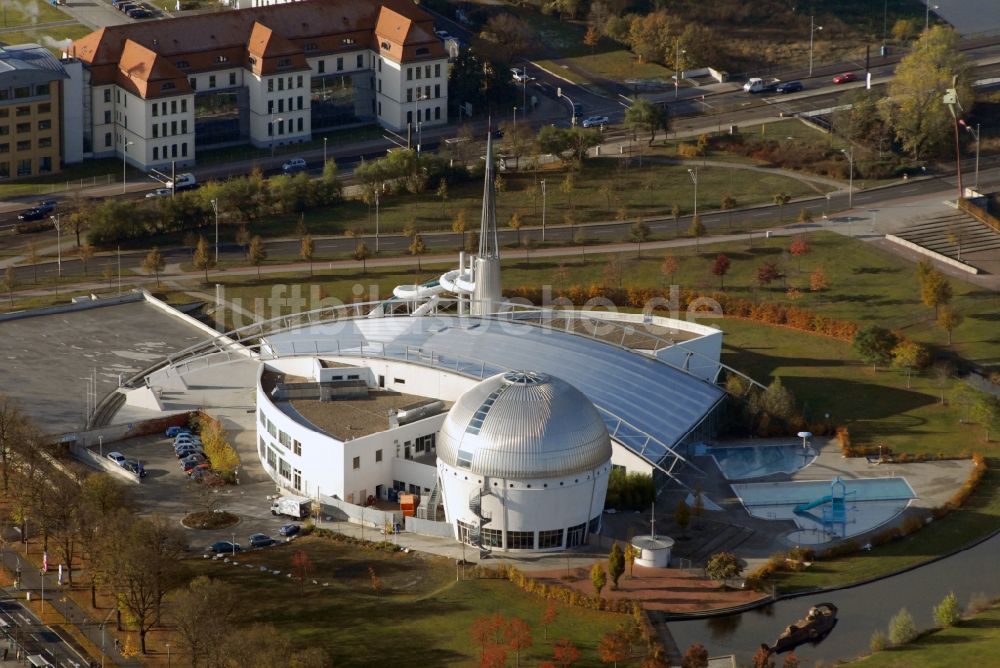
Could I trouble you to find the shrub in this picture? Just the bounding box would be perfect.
[888,608,918,645]
[705,552,742,581]
[869,629,887,652]
[933,592,961,628]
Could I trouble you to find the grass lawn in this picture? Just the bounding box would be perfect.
[0,0,72,27]
[0,24,92,53]
[848,604,1000,667]
[197,536,630,667]
[560,50,674,82]
[0,157,130,200]
[534,59,589,84]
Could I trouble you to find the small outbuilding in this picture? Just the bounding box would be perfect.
[631,534,674,568]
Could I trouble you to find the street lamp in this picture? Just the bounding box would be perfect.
[375,185,381,254]
[166,642,171,668]
[323,136,328,166]
[687,167,698,219]
[50,214,61,277]
[270,115,283,157]
[959,120,980,190]
[540,179,546,242]
[674,43,686,101]
[841,147,854,208]
[122,140,133,194]
[211,198,220,264]
[925,2,939,31]
[231,532,236,557]
[809,16,823,77]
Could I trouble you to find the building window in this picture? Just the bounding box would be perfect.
[181,120,188,134]
[38,103,51,114]
[393,480,404,491]
[375,449,382,462]
[297,117,303,132]
[279,431,290,447]
[538,529,564,549]
[181,99,187,113]
[39,157,52,174]
[249,56,257,66]
[337,57,344,71]
[259,410,266,426]
[415,67,421,81]
[16,159,31,177]
[0,143,9,153]
[176,60,189,69]
[267,419,276,438]
[172,144,178,158]
[377,79,382,93]
[229,72,236,86]
[425,85,431,99]
[293,440,301,456]
[409,484,419,494]
[13,87,28,99]
[0,127,6,136]
[279,458,291,479]
[566,523,586,548]
[435,63,441,77]
[152,105,158,117]
[416,47,429,56]
[434,84,440,99]
[318,60,325,73]
[217,55,229,64]
[268,100,274,114]
[104,89,111,103]
[297,75,303,88]
[181,142,188,157]
[507,531,534,550]
[190,78,197,90]
[406,67,412,81]
[297,95,303,110]
[268,79,274,92]
[268,122,273,137]
[162,82,175,91]
[16,123,29,134]
[343,37,355,46]
[356,54,364,68]
[353,456,360,470]
[153,146,158,160]
[277,57,292,68]
[293,469,301,491]
[38,137,52,149]
[171,100,177,114]
[267,447,277,469]
[482,527,502,547]
[377,101,381,115]
[589,516,600,534]
[278,78,284,92]
[277,99,284,113]
[0,162,7,178]
[104,110,111,124]
[15,106,29,117]
[305,42,317,52]
[435,106,441,120]
[171,121,177,135]
[377,58,382,72]
[16,141,30,151]
[425,66,431,79]
[406,88,412,103]
[209,75,216,88]
[104,132,111,147]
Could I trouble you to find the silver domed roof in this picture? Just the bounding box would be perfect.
[437,371,612,478]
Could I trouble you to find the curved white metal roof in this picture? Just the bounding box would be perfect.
[437,371,612,479]
[262,314,725,469]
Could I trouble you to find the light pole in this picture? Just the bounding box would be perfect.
[323,136,328,166]
[959,120,980,189]
[231,532,236,557]
[809,16,823,77]
[674,42,686,101]
[841,147,854,208]
[925,2,939,31]
[540,179,546,242]
[211,198,219,264]
[50,214,61,277]
[166,642,171,668]
[375,185,380,253]
[121,140,133,194]
[687,167,698,219]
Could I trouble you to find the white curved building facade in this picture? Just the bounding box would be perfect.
[437,371,612,552]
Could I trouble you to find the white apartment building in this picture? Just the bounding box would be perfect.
[68,0,448,172]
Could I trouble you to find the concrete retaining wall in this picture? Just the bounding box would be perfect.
[69,442,140,485]
[405,515,454,538]
[885,234,980,274]
[0,292,142,324]
[318,493,401,529]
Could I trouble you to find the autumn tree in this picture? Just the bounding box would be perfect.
[141,247,165,287]
[756,261,783,287]
[854,325,900,371]
[290,550,314,591]
[711,254,731,289]
[192,236,215,283]
[354,241,371,274]
[773,192,791,223]
[938,306,963,344]
[751,646,775,668]
[705,551,742,581]
[624,98,670,145]
[892,339,930,388]
[504,617,533,668]
[920,268,953,317]
[452,210,468,250]
[880,26,972,159]
[368,564,383,596]
[688,215,705,252]
[721,194,737,229]
[247,235,268,278]
[591,562,607,597]
[584,24,600,52]
[408,233,427,271]
[3,266,16,307]
[782,653,800,668]
[608,543,625,589]
[552,638,580,668]
[625,543,637,577]
[661,255,679,285]
[300,234,315,276]
[810,265,829,292]
[542,601,558,640]
[166,576,241,668]
[789,236,810,270]
[671,203,681,237]
[675,499,691,536]
[630,220,651,257]
[598,628,630,667]
[971,395,1000,441]
[681,643,709,668]
[508,212,523,245]
[78,243,96,276]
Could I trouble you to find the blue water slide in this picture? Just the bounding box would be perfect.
[794,495,833,514]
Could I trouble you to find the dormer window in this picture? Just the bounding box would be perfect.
[249,56,257,66]
[216,55,228,64]
[380,41,390,50]
[162,82,176,91]
[175,60,190,69]
[277,57,292,68]
[304,42,317,52]
[342,37,355,46]
[416,47,429,55]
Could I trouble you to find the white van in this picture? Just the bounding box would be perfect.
[166,173,197,191]
[27,655,55,668]
[282,157,307,174]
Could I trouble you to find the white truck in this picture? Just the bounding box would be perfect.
[743,77,780,94]
[270,495,312,519]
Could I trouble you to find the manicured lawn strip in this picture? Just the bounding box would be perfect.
[561,50,674,82]
[200,536,628,667]
[848,604,1000,667]
[0,0,72,26]
[0,24,92,53]
[0,158,131,200]
[533,59,589,84]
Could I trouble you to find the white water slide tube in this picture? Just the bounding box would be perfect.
[438,269,475,295]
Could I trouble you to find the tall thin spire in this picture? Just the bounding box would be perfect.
[478,132,500,259]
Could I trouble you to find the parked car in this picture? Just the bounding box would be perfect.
[176,446,204,459]
[123,460,146,478]
[249,533,276,548]
[184,462,210,475]
[17,208,46,222]
[174,435,202,446]
[118,2,137,12]
[281,157,307,174]
[208,541,242,554]
[165,426,190,438]
[581,115,609,128]
[166,173,197,191]
[833,72,857,84]
[775,80,804,93]
[278,523,301,537]
[127,7,152,18]
[107,452,127,467]
[146,188,172,199]
[35,200,57,215]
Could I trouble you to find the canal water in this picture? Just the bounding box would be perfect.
[667,530,1000,664]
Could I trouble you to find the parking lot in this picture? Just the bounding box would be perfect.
[92,431,305,554]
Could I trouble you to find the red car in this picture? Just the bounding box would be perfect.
[833,72,857,84]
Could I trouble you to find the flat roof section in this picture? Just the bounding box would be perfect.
[0,300,206,434]
[275,390,448,441]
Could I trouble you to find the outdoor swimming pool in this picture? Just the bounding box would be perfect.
[704,444,817,480]
[731,477,916,507]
